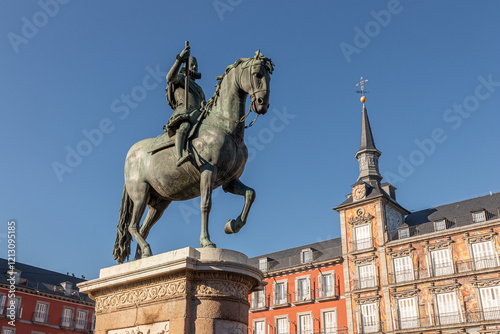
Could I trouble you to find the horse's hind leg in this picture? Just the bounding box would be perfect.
[127,183,153,258]
[134,198,171,260]
[223,178,255,234]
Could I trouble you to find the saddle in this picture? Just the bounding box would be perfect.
[148,109,205,154]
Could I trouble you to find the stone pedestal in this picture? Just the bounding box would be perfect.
[78,247,263,334]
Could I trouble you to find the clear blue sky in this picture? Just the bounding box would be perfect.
[1,1,499,279]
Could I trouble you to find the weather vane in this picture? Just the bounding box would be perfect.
[356,76,369,104]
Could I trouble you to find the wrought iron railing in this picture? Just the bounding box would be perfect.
[358,321,384,333]
[390,257,499,284]
[456,256,499,272]
[270,293,290,307]
[249,292,268,309]
[315,286,337,299]
[285,327,348,334]
[350,237,374,252]
[32,311,50,324]
[293,289,312,303]
[393,309,500,331]
[353,276,377,290]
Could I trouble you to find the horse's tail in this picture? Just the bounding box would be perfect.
[113,186,133,264]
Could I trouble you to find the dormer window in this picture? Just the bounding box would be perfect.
[434,219,447,232]
[399,228,409,239]
[7,269,22,285]
[472,210,486,223]
[61,281,73,296]
[397,223,410,239]
[301,248,313,263]
[258,258,268,272]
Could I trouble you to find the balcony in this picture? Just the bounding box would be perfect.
[32,311,51,324]
[350,237,374,252]
[287,327,348,334]
[456,256,499,272]
[270,293,290,308]
[358,321,384,334]
[393,309,500,332]
[249,293,268,311]
[390,257,500,284]
[292,290,312,304]
[353,276,377,290]
[315,286,338,300]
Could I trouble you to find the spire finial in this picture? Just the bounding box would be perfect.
[356,76,369,105]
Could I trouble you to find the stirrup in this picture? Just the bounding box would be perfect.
[176,153,193,167]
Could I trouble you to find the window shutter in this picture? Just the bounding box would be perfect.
[306,278,311,300]
[284,281,288,303]
[332,272,336,296]
[273,282,277,305]
[295,279,298,302]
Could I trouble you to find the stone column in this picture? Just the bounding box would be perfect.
[78,247,263,334]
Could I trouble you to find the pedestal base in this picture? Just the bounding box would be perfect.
[78,247,263,334]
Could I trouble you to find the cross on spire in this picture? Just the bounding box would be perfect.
[356,76,369,95]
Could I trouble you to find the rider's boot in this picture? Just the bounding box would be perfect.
[175,123,193,167]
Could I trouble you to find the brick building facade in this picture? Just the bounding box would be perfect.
[334,102,500,334]
[248,239,347,334]
[0,259,95,334]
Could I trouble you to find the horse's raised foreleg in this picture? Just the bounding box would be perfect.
[199,165,217,248]
[223,178,255,234]
[134,198,171,260]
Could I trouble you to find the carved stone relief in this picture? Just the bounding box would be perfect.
[390,288,419,299]
[387,247,414,258]
[108,321,169,334]
[464,231,498,244]
[355,294,381,304]
[471,277,500,288]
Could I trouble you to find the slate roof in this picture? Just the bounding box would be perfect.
[248,238,342,273]
[359,105,378,152]
[390,192,500,241]
[0,258,93,303]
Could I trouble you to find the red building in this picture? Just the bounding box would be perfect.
[0,259,95,334]
[248,239,347,334]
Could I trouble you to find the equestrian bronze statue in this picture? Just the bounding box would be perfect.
[113,47,274,264]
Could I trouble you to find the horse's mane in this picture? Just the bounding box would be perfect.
[205,51,274,111]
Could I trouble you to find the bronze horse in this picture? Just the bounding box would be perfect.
[113,52,274,263]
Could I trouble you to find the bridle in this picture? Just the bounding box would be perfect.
[209,59,269,128]
[240,59,269,128]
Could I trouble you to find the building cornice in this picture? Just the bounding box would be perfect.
[0,282,94,307]
[262,257,343,279]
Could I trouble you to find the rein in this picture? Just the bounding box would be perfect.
[209,59,267,129]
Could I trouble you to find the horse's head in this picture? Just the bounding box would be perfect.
[240,51,274,115]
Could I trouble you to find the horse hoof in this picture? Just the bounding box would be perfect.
[201,240,216,248]
[224,220,236,234]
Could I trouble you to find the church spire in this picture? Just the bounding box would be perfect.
[355,78,382,186]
